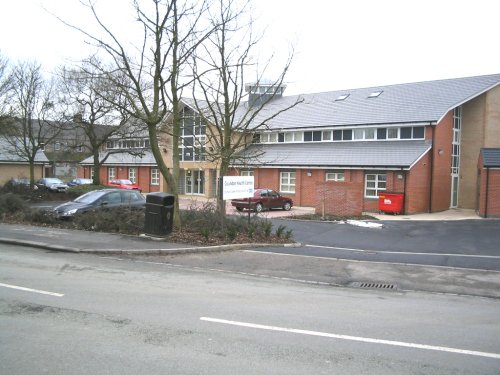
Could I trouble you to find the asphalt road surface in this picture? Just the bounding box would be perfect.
[270,219,500,270]
[1,244,499,374]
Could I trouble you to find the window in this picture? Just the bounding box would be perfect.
[377,128,387,140]
[365,173,386,198]
[413,126,424,139]
[353,129,364,140]
[54,142,61,151]
[304,131,322,142]
[400,127,412,139]
[278,133,285,142]
[128,167,137,183]
[280,171,296,193]
[179,108,206,161]
[387,128,399,139]
[335,93,350,101]
[151,168,160,185]
[241,170,254,176]
[326,171,345,181]
[322,130,332,141]
[108,167,116,181]
[365,128,375,139]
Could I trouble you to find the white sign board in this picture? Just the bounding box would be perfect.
[222,176,254,200]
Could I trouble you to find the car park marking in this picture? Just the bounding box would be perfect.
[0,282,64,297]
[304,244,500,259]
[200,317,500,360]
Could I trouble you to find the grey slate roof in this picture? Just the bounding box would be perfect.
[238,74,500,130]
[481,148,500,167]
[80,150,156,166]
[234,141,431,169]
[0,137,49,163]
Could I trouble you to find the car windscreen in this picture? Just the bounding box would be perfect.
[74,191,107,203]
[46,178,63,184]
[120,180,133,185]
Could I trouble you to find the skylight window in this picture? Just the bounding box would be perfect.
[368,90,383,98]
[335,93,350,101]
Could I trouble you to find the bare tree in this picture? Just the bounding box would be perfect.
[58,0,214,227]
[1,61,62,186]
[59,60,134,185]
[0,51,12,127]
[192,0,303,214]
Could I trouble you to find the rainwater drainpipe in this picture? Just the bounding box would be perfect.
[484,167,490,218]
[429,125,435,213]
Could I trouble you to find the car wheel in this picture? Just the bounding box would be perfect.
[283,202,291,211]
[255,203,264,213]
[236,207,243,212]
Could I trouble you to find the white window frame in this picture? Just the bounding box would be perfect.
[326,171,345,182]
[108,167,115,180]
[151,168,160,185]
[128,167,137,183]
[280,171,296,193]
[241,170,254,176]
[365,173,386,198]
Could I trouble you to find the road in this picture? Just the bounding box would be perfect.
[270,219,500,270]
[1,244,499,374]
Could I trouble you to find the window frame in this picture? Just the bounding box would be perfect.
[151,168,160,185]
[364,172,387,198]
[280,171,296,193]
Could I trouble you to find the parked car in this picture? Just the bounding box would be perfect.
[35,178,69,192]
[67,178,93,187]
[53,189,146,218]
[108,179,141,192]
[8,178,38,190]
[231,188,293,212]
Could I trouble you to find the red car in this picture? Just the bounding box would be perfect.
[107,179,142,192]
[231,188,293,213]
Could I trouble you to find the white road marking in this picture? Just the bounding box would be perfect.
[305,244,500,259]
[200,317,500,360]
[243,249,500,273]
[0,282,64,297]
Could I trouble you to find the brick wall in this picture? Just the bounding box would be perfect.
[405,152,431,213]
[478,158,500,217]
[431,113,453,211]
[315,180,364,216]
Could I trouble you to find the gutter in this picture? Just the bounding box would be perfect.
[429,126,435,213]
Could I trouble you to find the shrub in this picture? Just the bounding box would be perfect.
[73,207,145,234]
[0,193,28,216]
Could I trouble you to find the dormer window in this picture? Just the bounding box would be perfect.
[368,90,383,98]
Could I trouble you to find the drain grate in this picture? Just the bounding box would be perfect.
[350,282,397,290]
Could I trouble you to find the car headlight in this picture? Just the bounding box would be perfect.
[64,208,78,216]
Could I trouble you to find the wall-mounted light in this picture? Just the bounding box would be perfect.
[438,149,444,155]
[307,170,312,177]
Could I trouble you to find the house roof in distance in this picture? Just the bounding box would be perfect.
[80,150,156,166]
[234,140,431,169]
[244,73,500,130]
[481,148,500,167]
[0,137,49,164]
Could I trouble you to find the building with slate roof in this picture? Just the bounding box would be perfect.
[225,73,500,215]
[79,73,500,214]
[0,137,49,185]
[170,73,500,216]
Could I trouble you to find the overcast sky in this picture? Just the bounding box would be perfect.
[1,0,499,95]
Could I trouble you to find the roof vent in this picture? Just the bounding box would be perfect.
[335,93,350,101]
[368,90,383,98]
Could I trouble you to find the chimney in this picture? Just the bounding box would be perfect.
[73,113,83,123]
[246,81,286,107]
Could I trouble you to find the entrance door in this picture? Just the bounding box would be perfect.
[185,169,204,195]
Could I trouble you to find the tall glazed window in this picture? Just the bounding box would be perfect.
[450,107,461,208]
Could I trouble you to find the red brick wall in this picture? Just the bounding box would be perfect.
[405,152,431,213]
[431,113,453,211]
[315,181,364,216]
[478,159,500,217]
